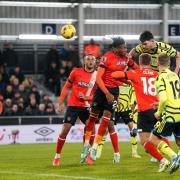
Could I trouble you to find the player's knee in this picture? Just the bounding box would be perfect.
[103,110,111,117]
[130,128,137,137]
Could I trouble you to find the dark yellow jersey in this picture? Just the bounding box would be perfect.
[116,84,134,112]
[135,41,177,71]
[155,69,180,122]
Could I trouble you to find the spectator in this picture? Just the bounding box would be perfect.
[67,44,80,66]
[2,43,18,68]
[0,65,9,83]
[59,61,73,81]
[12,91,21,104]
[38,103,47,116]
[41,94,52,105]
[10,66,24,83]
[46,45,60,70]
[84,39,101,58]
[11,104,20,116]
[45,61,60,96]
[59,43,69,61]
[12,78,20,92]
[17,97,25,115]
[31,85,41,104]
[46,102,56,115]
[3,98,12,116]
[25,97,39,116]
[3,85,14,99]
[22,76,34,94]
[0,74,7,95]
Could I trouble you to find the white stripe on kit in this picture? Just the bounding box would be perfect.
[85,70,97,107]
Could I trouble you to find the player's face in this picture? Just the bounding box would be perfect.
[84,55,96,70]
[115,44,128,56]
[142,39,155,50]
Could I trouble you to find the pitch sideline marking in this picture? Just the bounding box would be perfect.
[0,170,109,180]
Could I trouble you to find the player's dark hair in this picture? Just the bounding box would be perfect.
[139,30,154,43]
[111,37,125,48]
[158,54,170,66]
[139,53,151,65]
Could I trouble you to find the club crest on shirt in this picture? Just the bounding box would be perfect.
[101,56,107,62]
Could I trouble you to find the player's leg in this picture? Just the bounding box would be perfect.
[138,110,167,166]
[169,122,180,174]
[89,110,111,162]
[96,129,108,159]
[96,111,107,159]
[150,120,179,172]
[123,110,140,158]
[83,88,104,149]
[80,107,95,163]
[81,107,100,162]
[108,120,120,163]
[53,107,77,166]
[87,87,119,164]
[128,121,141,158]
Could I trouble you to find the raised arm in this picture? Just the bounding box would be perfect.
[175,51,180,75]
[58,80,72,112]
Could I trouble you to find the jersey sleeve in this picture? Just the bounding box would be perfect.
[155,74,167,115]
[155,74,166,94]
[99,54,111,68]
[134,44,143,53]
[127,59,135,67]
[165,43,177,57]
[68,68,77,83]
[126,70,136,81]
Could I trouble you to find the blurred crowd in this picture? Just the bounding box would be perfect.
[0,65,56,116]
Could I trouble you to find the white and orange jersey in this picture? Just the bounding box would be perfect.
[67,67,97,107]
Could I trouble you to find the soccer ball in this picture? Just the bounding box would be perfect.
[60,24,76,39]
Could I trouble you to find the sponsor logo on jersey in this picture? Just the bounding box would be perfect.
[78,81,94,88]
[116,61,127,66]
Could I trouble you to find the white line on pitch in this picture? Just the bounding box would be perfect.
[0,171,110,180]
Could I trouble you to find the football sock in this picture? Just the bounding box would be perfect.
[93,116,110,148]
[97,135,107,156]
[84,113,98,146]
[178,150,180,155]
[144,141,163,161]
[130,135,138,152]
[157,141,177,160]
[161,137,172,148]
[110,131,119,153]
[56,135,66,154]
[89,134,95,146]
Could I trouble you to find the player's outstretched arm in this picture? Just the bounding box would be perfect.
[111,71,125,79]
[129,48,139,60]
[58,80,72,112]
[96,67,114,104]
[96,67,109,95]
[132,62,139,70]
[175,51,180,75]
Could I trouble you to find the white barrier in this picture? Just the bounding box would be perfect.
[0,124,174,144]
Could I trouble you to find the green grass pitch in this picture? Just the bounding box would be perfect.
[0,142,179,180]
